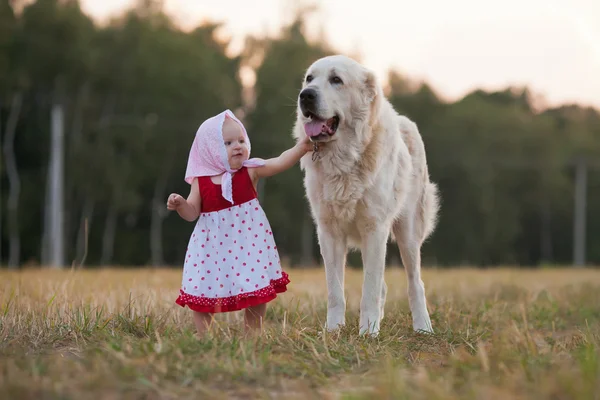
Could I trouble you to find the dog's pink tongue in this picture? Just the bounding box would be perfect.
[304,120,326,137]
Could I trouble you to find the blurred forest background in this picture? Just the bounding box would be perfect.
[1,0,599,270]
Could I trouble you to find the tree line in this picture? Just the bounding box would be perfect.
[1,0,599,269]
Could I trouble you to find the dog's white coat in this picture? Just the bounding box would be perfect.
[293,55,440,335]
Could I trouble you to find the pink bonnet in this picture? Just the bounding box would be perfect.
[184,109,265,204]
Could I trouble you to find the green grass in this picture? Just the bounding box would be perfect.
[1,267,600,399]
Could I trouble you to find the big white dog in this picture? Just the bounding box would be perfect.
[293,55,439,336]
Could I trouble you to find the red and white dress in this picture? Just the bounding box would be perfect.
[175,167,290,313]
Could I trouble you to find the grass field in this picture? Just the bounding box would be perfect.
[1,266,600,399]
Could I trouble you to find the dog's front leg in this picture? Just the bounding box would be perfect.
[359,228,388,336]
[318,226,347,331]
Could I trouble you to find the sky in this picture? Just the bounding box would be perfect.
[80,0,600,109]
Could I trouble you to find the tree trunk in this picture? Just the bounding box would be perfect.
[66,82,90,264]
[70,82,89,149]
[540,197,553,264]
[150,174,169,267]
[573,157,587,267]
[75,197,94,267]
[84,93,117,265]
[100,204,117,266]
[150,142,176,267]
[48,103,66,268]
[2,92,24,269]
[300,212,315,267]
[41,183,50,265]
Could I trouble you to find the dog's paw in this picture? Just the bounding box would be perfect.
[359,327,380,337]
[325,320,345,332]
[320,323,344,340]
[412,315,434,334]
[359,325,380,337]
[359,312,381,337]
[326,308,346,332]
[414,328,434,336]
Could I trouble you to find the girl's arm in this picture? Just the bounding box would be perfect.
[250,136,313,181]
[167,178,202,222]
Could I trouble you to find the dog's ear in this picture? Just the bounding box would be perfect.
[364,69,382,121]
[364,69,378,102]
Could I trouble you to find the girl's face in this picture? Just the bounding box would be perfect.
[222,117,249,170]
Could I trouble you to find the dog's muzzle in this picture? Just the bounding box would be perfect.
[299,88,318,115]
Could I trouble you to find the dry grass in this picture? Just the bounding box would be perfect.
[1,266,600,399]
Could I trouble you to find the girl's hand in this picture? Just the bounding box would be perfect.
[297,135,314,153]
[167,180,201,222]
[167,193,185,210]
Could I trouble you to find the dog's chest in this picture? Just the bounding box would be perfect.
[306,166,367,223]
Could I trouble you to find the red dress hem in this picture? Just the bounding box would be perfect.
[175,272,290,313]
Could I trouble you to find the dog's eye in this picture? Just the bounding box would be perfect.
[330,76,343,85]
[306,75,313,83]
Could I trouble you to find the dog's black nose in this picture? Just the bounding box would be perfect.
[299,88,317,104]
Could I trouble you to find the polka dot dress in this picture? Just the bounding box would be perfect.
[175,167,290,313]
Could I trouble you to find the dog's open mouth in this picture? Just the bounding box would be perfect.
[303,113,339,140]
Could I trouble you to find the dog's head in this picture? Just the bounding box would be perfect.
[294,55,382,146]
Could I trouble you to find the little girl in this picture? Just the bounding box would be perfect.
[167,109,312,336]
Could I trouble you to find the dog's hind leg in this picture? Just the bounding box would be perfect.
[392,183,438,333]
[393,221,433,333]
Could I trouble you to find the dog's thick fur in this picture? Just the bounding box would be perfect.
[293,55,439,335]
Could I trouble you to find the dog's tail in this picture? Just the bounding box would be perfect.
[418,178,440,243]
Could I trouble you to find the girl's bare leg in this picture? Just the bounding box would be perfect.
[193,311,213,337]
[244,303,267,334]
